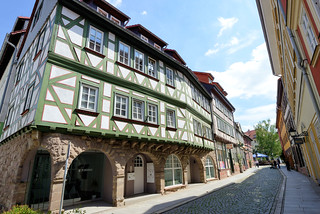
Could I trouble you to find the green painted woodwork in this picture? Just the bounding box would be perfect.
[0,122,4,136]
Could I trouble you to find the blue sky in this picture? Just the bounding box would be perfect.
[0,0,278,131]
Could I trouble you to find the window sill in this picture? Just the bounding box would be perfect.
[33,50,42,61]
[116,61,159,82]
[75,108,99,117]
[203,137,214,142]
[201,106,211,114]
[165,83,175,89]
[3,125,9,131]
[112,116,159,127]
[84,47,105,58]
[166,127,177,131]
[21,109,30,117]
[164,184,186,191]
[194,133,203,138]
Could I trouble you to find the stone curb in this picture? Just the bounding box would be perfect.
[271,168,286,214]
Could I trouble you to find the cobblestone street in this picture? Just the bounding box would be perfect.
[163,168,283,214]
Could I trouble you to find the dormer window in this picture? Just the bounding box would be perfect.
[97,7,108,18]
[141,34,148,42]
[111,16,121,25]
[154,43,161,50]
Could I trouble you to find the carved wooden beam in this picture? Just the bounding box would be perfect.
[131,141,138,149]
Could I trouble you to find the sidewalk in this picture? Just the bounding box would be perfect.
[65,167,260,214]
[279,166,320,214]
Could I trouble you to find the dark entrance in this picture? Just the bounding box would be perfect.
[63,151,104,207]
[28,150,51,210]
[228,150,235,173]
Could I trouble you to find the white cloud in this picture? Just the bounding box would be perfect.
[217,17,239,37]
[205,37,239,56]
[207,43,278,99]
[141,11,147,15]
[205,48,219,56]
[105,0,122,7]
[235,104,277,131]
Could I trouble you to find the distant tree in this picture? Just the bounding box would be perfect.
[254,119,282,159]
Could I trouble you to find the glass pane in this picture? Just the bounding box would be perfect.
[164,169,173,186]
[174,169,182,185]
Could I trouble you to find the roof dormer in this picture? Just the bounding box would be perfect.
[164,49,186,65]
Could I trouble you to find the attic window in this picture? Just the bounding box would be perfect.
[97,7,108,18]
[111,16,121,25]
[154,43,161,50]
[208,78,212,84]
[32,1,43,29]
[141,34,148,42]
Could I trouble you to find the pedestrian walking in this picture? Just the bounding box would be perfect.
[273,160,277,169]
[277,159,280,169]
[255,160,259,168]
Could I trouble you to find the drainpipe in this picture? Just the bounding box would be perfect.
[0,35,17,117]
[277,0,320,125]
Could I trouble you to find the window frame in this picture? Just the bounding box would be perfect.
[32,1,43,30]
[134,49,144,72]
[164,154,183,187]
[97,7,108,18]
[88,26,103,54]
[23,83,35,112]
[132,99,144,121]
[141,34,148,42]
[118,41,130,66]
[147,103,158,124]
[78,83,99,112]
[205,156,215,179]
[16,61,24,83]
[148,57,157,78]
[5,106,14,127]
[114,94,129,118]
[166,109,176,128]
[300,8,318,54]
[166,67,174,87]
[111,16,121,25]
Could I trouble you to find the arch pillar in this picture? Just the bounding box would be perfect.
[112,163,125,206]
[48,178,64,213]
[154,168,165,194]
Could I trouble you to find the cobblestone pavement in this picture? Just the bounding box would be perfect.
[163,168,283,214]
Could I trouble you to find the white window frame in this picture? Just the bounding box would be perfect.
[114,94,129,118]
[79,84,99,112]
[164,154,182,187]
[23,83,35,112]
[111,15,121,25]
[32,1,43,29]
[147,103,158,124]
[16,61,24,83]
[35,26,46,56]
[134,50,144,72]
[141,34,148,42]
[119,41,130,65]
[301,8,318,53]
[88,26,103,53]
[166,67,174,86]
[132,99,144,121]
[205,157,215,179]
[97,7,108,18]
[148,57,157,78]
[166,109,176,128]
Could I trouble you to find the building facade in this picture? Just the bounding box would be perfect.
[257,0,320,183]
[0,0,219,212]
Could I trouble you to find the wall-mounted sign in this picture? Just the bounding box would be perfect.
[226,144,233,150]
[127,173,135,181]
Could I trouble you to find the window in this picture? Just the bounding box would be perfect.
[79,84,98,111]
[154,43,161,50]
[312,0,320,20]
[193,119,202,136]
[166,109,176,128]
[132,99,144,121]
[166,67,174,86]
[134,50,144,72]
[141,34,148,42]
[32,1,43,29]
[164,154,182,187]
[147,103,157,124]
[5,106,13,127]
[148,58,157,78]
[119,42,130,65]
[111,16,121,25]
[34,26,46,57]
[88,26,103,53]
[114,94,128,118]
[23,84,35,112]
[205,157,215,179]
[205,127,213,140]
[97,7,108,17]
[301,9,318,53]
[16,61,24,83]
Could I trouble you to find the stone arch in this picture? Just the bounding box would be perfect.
[187,155,204,183]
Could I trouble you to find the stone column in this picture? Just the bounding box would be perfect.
[48,178,64,214]
[154,168,164,194]
[112,174,125,206]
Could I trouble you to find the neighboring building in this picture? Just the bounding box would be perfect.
[234,122,249,171]
[243,134,254,168]
[194,72,239,178]
[0,0,218,212]
[257,0,320,183]
[244,129,258,152]
[0,16,29,136]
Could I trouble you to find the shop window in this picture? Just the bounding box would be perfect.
[164,154,182,186]
[205,157,215,179]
